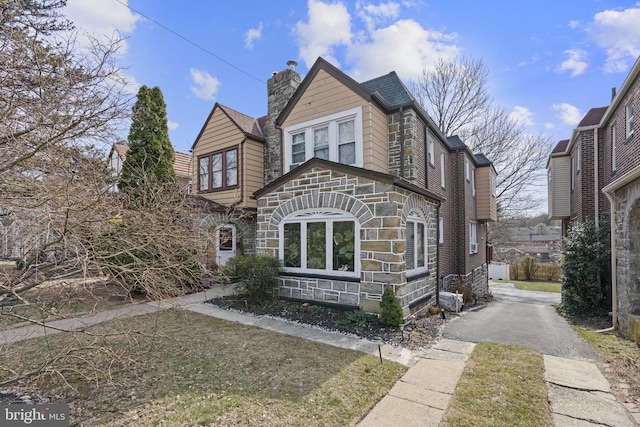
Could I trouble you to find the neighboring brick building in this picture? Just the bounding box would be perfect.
[193,57,497,317]
[548,55,640,341]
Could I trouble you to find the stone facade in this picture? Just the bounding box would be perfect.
[611,180,640,338]
[256,164,439,316]
[263,64,301,185]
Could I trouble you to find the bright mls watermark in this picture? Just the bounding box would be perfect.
[1,405,69,426]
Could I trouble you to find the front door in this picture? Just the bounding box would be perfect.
[216,225,236,266]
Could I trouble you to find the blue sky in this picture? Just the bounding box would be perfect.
[65,0,640,207]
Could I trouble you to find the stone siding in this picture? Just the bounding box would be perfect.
[256,166,439,316]
[613,179,640,339]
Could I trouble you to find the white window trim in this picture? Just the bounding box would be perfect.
[440,152,446,189]
[406,210,428,277]
[439,217,444,245]
[465,157,470,181]
[279,209,359,278]
[627,102,634,137]
[427,137,435,166]
[283,107,363,171]
[472,168,476,197]
[469,222,478,254]
[612,122,617,172]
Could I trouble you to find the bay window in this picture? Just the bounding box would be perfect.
[284,107,363,171]
[281,210,358,277]
[198,146,238,192]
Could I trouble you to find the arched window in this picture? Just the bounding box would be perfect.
[280,210,359,278]
[406,210,428,276]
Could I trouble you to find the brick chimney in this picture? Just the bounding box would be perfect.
[263,61,301,184]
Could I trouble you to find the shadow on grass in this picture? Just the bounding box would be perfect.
[1,309,406,426]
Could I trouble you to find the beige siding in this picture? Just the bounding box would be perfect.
[243,138,264,208]
[282,69,388,173]
[363,104,388,173]
[192,107,258,209]
[548,156,571,219]
[476,167,497,221]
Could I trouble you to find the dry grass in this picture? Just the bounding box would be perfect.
[0,279,139,330]
[575,325,640,408]
[1,309,407,426]
[441,342,553,427]
[511,280,561,293]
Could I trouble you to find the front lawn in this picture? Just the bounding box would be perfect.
[1,309,406,426]
[511,280,561,293]
[441,342,553,427]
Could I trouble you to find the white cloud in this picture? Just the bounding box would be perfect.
[545,122,555,129]
[294,0,353,68]
[245,22,263,49]
[556,49,588,77]
[553,103,582,126]
[568,20,580,30]
[356,1,401,32]
[588,4,640,73]
[167,120,179,131]
[65,0,139,52]
[294,0,460,82]
[509,106,534,127]
[349,19,459,81]
[190,69,220,101]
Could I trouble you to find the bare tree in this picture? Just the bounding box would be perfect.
[411,56,552,216]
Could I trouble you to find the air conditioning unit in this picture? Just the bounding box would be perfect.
[470,243,478,253]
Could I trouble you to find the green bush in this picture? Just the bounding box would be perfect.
[339,310,378,329]
[223,255,282,305]
[560,220,611,316]
[380,287,403,326]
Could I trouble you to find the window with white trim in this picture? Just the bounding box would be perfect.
[465,157,470,181]
[612,122,617,172]
[472,168,476,197]
[469,222,478,254]
[439,217,444,244]
[406,210,427,276]
[440,152,446,188]
[198,147,238,192]
[427,136,435,166]
[280,210,358,278]
[284,107,362,171]
[627,102,634,137]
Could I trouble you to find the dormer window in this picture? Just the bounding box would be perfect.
[284,107,363,171]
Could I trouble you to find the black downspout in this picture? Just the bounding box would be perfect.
[436,200,441,306]
[399,106,405,178]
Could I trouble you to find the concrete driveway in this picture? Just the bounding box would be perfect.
[442,281,598,360]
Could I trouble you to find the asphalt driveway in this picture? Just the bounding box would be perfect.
[442,281,598,360]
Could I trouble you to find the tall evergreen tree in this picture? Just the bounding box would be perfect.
[118,85,176,196]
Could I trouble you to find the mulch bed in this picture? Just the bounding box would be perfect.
[207,295,459,350]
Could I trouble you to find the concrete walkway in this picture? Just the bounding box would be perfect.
[2,288,638,426]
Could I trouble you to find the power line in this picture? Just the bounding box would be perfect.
[113,0,266,84]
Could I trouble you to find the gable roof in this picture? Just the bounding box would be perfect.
[276,57,390,126]
[110,142,191,178]
[360,71,414,107]
[191,103,265,150]
[551,139,569,154]
[578,106,608,127]
[254,157,445,202]
[112,140,128,160]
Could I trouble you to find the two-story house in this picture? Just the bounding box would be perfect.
[548,55,640,341]
[192,57,497,317]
